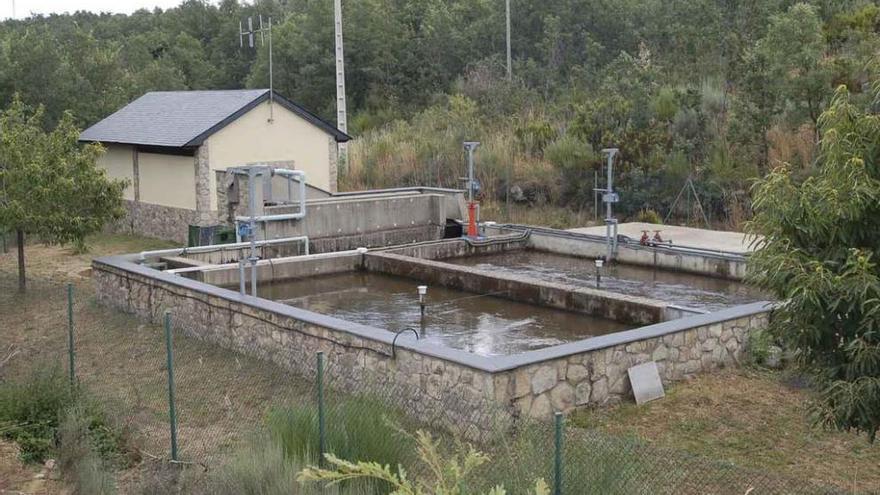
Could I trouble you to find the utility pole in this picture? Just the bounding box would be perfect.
[240,15,274,122]
[334,0,349,163]
[505,0,511,80]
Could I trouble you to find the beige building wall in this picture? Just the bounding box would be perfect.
[96,144,135,200]
[205,100,336,211]
[138,152,197,209]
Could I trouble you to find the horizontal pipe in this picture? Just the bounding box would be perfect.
[138,236,310,262]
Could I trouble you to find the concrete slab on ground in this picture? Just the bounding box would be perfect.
[567,222,758,255]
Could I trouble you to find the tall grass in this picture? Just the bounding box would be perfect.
[266,395,414,467]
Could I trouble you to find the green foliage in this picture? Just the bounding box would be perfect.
[58,405,117,495]
[266,396,413,468]
[635,209,662,224]
[298,430,550,495]
[0,365,73,462]
[747,85,880,441]
[0,97,126,284]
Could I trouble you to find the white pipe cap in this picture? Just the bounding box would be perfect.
[417,285,428,295]
[356,247,368,254]
[595,259,604,268]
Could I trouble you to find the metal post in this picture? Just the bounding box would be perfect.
[164,311,179,462]
[505,0,512,80]
[247,167,259,298]
[239,258,246,296]
[554,411,564,495]
[334,0,348,163]
[600,148,619,262]
[593,171,599,221]
[316,351,326,465]
[268,17,274,122]
[67,284,75,386]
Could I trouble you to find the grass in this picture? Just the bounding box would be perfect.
[569,367,880,492]
[2,233,878,493]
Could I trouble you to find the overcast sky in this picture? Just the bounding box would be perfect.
[0,0,204,20]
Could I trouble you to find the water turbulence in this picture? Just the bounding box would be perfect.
[447,251,763,312]
[262,272,629,356]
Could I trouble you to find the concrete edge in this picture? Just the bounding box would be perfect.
[91,255,773,375]
[364,251,671,313]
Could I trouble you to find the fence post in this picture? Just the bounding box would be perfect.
[554,412,564,495]
[66,284,75,387]
[164,311,179,462]
[317,351,326,465]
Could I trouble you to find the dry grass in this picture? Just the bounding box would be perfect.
[570,368,880,493]
[0,233,314,491]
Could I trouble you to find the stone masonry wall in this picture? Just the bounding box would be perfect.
[108,200,198,244]
[93,257,769,426]
[92,260,509,435]
[498,313,764,418]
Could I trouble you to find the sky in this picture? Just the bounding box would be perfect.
[0,0,201,20]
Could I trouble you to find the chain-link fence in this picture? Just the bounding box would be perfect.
[0,277,855,494]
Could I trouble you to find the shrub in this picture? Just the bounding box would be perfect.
[635,209,662,224]
[58,405,117,495]
[0,364,73,462]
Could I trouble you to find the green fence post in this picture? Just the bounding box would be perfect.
[554,412,564,495]
[66,284,75,387]
[317,351,326,465]
[164,311,179,462]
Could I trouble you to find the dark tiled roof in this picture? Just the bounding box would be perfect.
[79,89,351,147]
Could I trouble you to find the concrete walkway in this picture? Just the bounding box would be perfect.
[567,222,759,255]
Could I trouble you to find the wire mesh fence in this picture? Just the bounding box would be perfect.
[0,276,855,494]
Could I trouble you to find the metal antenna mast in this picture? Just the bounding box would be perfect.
[240,15,274,122]
[334,0,349,161]
[505,0,511,80]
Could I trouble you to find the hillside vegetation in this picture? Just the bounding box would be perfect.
[1,0,877,226]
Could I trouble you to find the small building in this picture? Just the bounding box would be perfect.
[79,89,351,242]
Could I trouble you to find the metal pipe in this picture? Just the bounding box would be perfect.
[138,236,310,262]
[248,167,259,297]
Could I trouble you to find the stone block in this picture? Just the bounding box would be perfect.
[575,381,592,405]
[531,365,558,395]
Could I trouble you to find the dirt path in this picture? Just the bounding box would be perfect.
[0,440,66,495]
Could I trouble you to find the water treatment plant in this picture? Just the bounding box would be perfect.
[92,164,772,429]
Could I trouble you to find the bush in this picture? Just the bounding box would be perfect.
[0,365,73,462]
[635,209,662,224]
[58,405,117,495]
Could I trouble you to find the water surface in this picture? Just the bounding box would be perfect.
[262,271,629,356]
[446,250,763,312]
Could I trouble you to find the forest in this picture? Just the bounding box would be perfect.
[0,0,877,227]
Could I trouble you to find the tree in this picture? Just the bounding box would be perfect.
[0,98,126,290]
[756,3,832,135]
[747,85,880,441]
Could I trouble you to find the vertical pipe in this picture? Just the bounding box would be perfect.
[248,168,258,298]
[67,283,75,387]
[239,258,246,296]
[164,311,179,462]
[16,229,25,292]
[554,411,564,495]
[316,351,326,465]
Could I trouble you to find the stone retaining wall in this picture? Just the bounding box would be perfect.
[92,254,770,427]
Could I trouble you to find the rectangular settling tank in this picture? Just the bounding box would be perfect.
[445,250,763,312]
[260,271,630,356]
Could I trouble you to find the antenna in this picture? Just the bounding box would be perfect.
[239,15,274,122]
